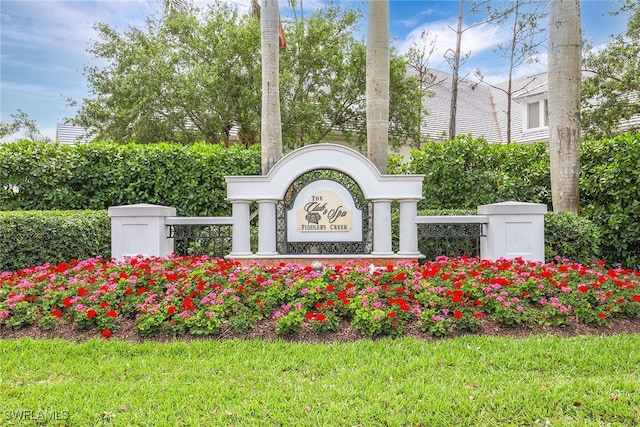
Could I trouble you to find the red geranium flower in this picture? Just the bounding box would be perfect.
[87,309,97,318]
[105,309,118,318]
[453,311,463,319]
[315,313,327,322]
[78,287,89,297]
[168,306,177,315]
[51,309,62,318]
[387,312,396,318]
[62,297,72,307]
[124,288,133,295]
[100,302,110,308]
[101,329,112,339]
[305,312,315,319]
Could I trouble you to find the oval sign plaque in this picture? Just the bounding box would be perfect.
[287,180,362,242]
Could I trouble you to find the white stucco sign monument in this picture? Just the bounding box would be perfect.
[109,143,547,264]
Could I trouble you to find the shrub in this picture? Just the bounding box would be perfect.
[405,135,551,211]
[581,132,640,268]
[0,140,261,216]
[544,212,602,265]
[0,210,110,272]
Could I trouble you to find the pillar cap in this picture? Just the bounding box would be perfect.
[108,204,177,217]
[477,201,547,215]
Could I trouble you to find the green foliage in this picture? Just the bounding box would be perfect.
[544,212,602,265]
[3,301,37,329]
[0,140,260,216]
[406,136,551,210]
[581,1,640,139]
[275,309,305,335]
[0,210,110,272]
[581,132,640,268]
[0,109,46,142]
[74,3,422,149]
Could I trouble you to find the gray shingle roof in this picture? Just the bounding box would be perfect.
[55,123,95,145]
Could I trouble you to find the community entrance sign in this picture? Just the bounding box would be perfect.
[224,143,425,260]
[108,143,547,265]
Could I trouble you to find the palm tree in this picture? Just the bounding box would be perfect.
[161,0,187,15]
[254,0,285,174]
[366,0,390,174]
[548,0,581,214]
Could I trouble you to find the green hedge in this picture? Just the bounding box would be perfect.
[0,210,111,272]
[405,135,551,211]
[0,141,261,216]
[544,212,602,266]
[1,134,638,268]
[581,132,640,268]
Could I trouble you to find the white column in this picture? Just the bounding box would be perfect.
[478,201,547,262]
[230,200,252,256]
[108,204,176,261]
[372,199,393,255]
[398,198,420,256]
[257,199,278,256]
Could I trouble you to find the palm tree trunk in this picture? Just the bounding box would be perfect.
[261,0,283,174]
[548,0,581,214]
[366,0,390,174]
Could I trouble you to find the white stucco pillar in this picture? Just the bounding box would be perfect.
[372,199,393,255]
[478,201,547,262]
[398,198,420,256]
[257,199,278,256]
[108,204,176,262]
[230,200,252,257]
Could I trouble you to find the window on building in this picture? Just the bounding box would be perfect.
[526,99,548,130]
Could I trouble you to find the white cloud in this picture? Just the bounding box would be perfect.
[395,17,511,70]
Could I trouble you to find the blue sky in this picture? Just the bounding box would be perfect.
[0,0,627,142]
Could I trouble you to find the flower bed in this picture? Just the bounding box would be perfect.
[1,255,639,339]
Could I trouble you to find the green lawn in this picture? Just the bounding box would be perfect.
[1,335,639,426]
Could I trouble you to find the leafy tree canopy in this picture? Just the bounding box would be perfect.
[581,0,640,139]
[72,2,422,150]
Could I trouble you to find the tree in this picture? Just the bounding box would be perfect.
[260,0,284,174]
[548,0,581,214]
[74,4,261,146]
[581,0,640,139]
[366,0,390,174]
[278,7,422,151]
[161,0,189,15]
[405,30,441,142]
[0,110,50,142]
[475,0,548,143]
[72,4,422,151]
[445,0,498,139]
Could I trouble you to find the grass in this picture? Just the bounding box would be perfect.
[1,335,639,426]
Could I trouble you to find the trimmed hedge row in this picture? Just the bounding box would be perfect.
[405,132,639,268]
[0,140,261,216]
[405,135,552,210]
[0,209,600,272]
[0,210,111,272]
[580,132,640,269]
[1,133,638,267]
